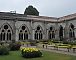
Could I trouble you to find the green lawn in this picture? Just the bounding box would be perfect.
[0,51,76,60]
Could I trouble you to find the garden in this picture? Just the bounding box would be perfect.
[0,40,76,60]
[0,50,76,60]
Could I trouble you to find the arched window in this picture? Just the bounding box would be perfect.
[24,30,28,40]
[0,24,12,41]
[7,30,11,40]
[48,26,55,39]
[19,25,29,40]
[69,23,75,38]
[1,33,2,41]
[3,33,5,40]
[59,25,63,41]
[34,26,43,40]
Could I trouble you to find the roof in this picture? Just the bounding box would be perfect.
[58,13,76,22]
[26,15,58,22]
[0,12,76,22]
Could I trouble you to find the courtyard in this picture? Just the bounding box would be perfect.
[0,51,76,60]
[0,40,76,60]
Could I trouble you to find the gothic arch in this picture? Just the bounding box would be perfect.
[0,23,12,41]
[59,25,63,41]
[69,23,75,39]
[0,23,13,33]
[48,26,55,39]
[34,25,43,40]
[19,24,30,33]
[35,25,43,32]
[18,24,30,40]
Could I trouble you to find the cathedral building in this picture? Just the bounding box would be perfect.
[0,12,76,42]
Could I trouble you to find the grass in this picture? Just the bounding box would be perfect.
[0,51,76,60]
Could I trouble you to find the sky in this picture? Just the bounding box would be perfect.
[0,0,76,17]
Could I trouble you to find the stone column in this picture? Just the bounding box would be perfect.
[55,23,59,40]
[64,21,69,41]
[32,29,35,40]
[12,20,16,41]
[44,21,47,40]
[46,29,48,40]
[30,20,34,40]
[16,27,19,41]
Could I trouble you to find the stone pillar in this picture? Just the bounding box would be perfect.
[32,29,35,40]
[46,29,48,40]
[44,21,47,40]
[55,23,59,40]
[13,20,16,41]
[30,20,34,40]
[64,21,69,41]
[16,27,19,41]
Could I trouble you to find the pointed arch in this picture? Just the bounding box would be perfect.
[0,23,13,33]
[18,24,30,40]
[69,23,75,39]
[48,26,55,39]
[35,25,43,32]
[0,23,12,41]
[19,24,30,34]
[59,25,63,41]
[34,25,43,40]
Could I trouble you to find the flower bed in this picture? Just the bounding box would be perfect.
[20,47,42,58]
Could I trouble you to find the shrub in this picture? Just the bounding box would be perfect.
[30,42,36,46]
[9,42,21,51]
[20,47,42,58]
[0,45,9,55]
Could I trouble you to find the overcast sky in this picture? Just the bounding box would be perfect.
[0,0,76,17]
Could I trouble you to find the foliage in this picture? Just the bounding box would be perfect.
[20,47,42,58]
[52,40,61,43]
[63,41,76,45]
[30,42,36,46]
[9,42,21,51]
[56,44,72,49]
[42,42,48,44]
[24,5,39,16]
[0,45,9,55]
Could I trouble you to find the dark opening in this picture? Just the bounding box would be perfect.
[22,26,26,30]
[37,26,40,30]
[4,25,8,29]
[50,27,52,30]
[20,30,22,32]
[8,30,10,32]
[2,30,4,32]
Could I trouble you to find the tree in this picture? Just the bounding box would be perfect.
[24,5,39,16]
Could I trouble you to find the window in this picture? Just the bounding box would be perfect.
[34,26,43,40]
[22,26,26,30]
[59,25,63,41]
[19,25,29,40]
[50,27,52,31]
[4,25,8,29]
[69,23,75,38]
[37,26,40,30]
[0,24,12,41]
[48,26,55,39]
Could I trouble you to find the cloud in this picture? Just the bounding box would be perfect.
[0,0,76,17]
